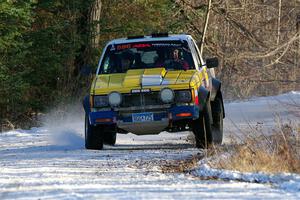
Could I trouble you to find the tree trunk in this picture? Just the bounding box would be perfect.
[200,0,212,55]
[89,0,102,48]
[277,0,282,45]
[294,13,300,80]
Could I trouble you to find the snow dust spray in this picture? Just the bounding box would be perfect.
[42,102,85,149]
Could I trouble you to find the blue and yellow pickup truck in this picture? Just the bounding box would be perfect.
[83,33,225,150]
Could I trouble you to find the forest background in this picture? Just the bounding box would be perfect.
[1,0,299,130]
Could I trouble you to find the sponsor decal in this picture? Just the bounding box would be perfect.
[116,43,152,50]
[117,44,131,50]
[110,44,116,51]
[131,88,151,93]
[132,43,152,48]
[116,43,181,50]
[152,43,182,47]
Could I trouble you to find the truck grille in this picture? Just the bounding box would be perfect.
[121,92,162,107]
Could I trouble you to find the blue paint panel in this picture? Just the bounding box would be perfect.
[154,112,168,120]
[170,105,199,120]
[89,111,116,125]
[122,116,132,123]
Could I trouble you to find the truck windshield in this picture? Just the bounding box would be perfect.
[99,40,195,74]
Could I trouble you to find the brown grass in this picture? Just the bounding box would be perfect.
[160,154,204,173]
[212,122,300,174]
[160,122,300,175]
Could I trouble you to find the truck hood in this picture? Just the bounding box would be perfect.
[92,68,199,94]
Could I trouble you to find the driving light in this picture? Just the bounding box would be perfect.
[93,95,108,107]
[160,88,174,103]
[176,90,192,103]
[108,92,122,107]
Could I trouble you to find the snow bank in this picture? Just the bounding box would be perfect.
[190,164,300,192]
[223,90,300,143]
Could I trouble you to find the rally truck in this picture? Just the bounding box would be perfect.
[83,33,225,150]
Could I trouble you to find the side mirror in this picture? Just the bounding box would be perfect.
[206,57,219,68]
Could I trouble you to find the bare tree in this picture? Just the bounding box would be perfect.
[200,0,212,55]
[277,0,282,45]
[175,0,300,98]
[90,0,102,48]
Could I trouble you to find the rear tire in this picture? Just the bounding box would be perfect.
[192,102,213,149]
[85,115,103,150]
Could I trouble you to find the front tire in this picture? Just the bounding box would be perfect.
[85,115,103,150]
[103,132,117,146]
[192,102,213,149]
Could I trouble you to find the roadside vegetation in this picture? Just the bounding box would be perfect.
[212,122,300,174]
[211,98,300,174]
[162,98,300,174]
[160,121,300,174]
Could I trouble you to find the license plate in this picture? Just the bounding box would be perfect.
[132,112,154,122]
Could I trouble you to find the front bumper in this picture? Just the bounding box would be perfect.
[89,105,199,124]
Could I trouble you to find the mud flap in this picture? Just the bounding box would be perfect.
[198,86,213,124]
[198,86,209,112]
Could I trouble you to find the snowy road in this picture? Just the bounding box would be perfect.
[0,92,299,199]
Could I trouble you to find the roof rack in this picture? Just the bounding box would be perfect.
[127,35,145,40]
[151,32,169,38]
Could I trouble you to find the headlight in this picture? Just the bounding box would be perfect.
[176,90,192,103]
[160,88,174,103]
[108,92,122,107]
[93,95,108,107]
